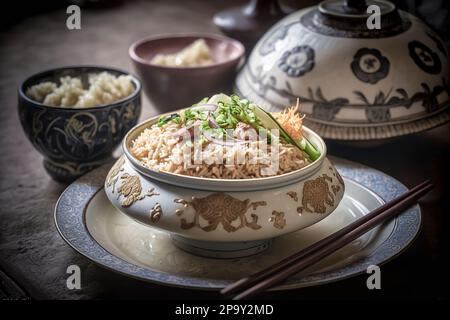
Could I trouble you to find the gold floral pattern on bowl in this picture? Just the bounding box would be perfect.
[149,203,162,223]
[297,174,336,214]
[106,156,125,193]
[269,210,286,229]
[174,193,266,232]
[286,191,298,202]
[117,173,159,207]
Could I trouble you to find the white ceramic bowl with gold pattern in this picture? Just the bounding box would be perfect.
[104,115,345,257]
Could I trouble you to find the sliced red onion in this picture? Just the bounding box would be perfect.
[190,103,218,112]
[170,120,200,138]
[170,127,190,137]
[202,129,247,147]
[208,117,220,129]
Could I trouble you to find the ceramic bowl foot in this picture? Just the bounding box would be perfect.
[43,157,111,183]
[171,235,272,259]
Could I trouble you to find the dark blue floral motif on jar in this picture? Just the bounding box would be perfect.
[366,107,391,122]
[351,48,390,84]
[278,45,315,77]
[259,25,289,56]
[312,103,342,122]
[408,40,442,74]
[426,31,447,57]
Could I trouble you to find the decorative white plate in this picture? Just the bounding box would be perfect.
[54,158,421,290]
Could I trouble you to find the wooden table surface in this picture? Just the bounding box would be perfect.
[0,0,449,300]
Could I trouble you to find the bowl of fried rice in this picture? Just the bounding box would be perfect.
[104,93,344,258]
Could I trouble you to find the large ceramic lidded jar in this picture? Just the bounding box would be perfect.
[235,0,450,140]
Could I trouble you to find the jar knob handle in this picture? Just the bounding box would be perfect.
[345,0,367,12]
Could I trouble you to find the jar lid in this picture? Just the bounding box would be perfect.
[235,0,450,140]
[319,0,395,18]
[301,0,409,38]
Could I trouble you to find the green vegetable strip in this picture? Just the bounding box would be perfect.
[256,104,321,161]
[302,138,321,161]
[157,113,180,127]
[156,94,321,162]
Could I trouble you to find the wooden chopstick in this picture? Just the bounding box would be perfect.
[221,180,431,296]
[222,180,431,296]
[225,180,432,300]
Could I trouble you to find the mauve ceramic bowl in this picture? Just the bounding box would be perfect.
[129,34,245,111]
[18,66,141,182]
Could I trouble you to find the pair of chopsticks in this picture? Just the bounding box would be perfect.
[221,180,433,300]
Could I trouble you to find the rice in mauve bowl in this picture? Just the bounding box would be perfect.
[105,94,344,258]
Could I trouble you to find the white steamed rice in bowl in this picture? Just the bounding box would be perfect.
[129,94,322,179]
[26,71,134,108]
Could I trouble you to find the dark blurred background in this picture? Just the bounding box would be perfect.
[1,0,449,40]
